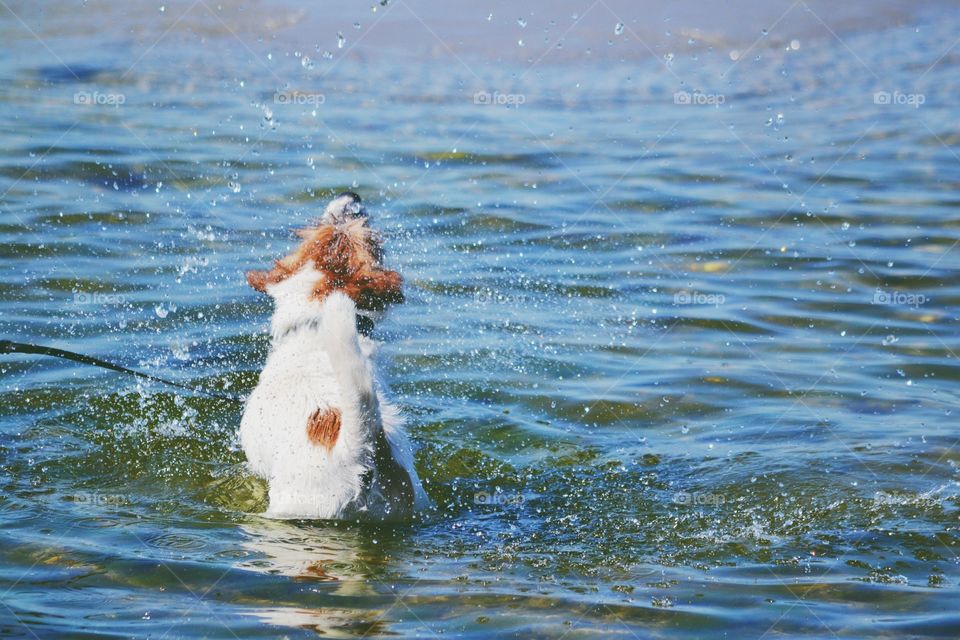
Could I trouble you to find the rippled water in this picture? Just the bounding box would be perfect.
[2,0,959,637]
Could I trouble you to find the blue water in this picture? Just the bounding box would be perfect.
[1,0,959,637]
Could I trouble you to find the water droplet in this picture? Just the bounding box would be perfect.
[154,305,169,319]
[337,32,345,48]
[353,22,361,29]
[882,335,898,346]
[614,22,625,35]
[301,55,314,69]
[517,18,527,28]
[841,222,850,230]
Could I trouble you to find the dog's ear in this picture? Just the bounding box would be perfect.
[345,268,405,311]
[248,224,337,294]
[246,262,288,293]
[246,269,271,292]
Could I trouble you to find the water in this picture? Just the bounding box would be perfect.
[1,0,959,637]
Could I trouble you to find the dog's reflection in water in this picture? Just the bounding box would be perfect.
[236,519,405,636]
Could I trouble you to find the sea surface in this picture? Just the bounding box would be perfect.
[1,0,959,637]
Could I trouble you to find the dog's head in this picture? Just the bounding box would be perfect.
[320,191,366,225]
[246,193,404,316]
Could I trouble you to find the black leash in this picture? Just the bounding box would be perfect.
[0,339,245,404]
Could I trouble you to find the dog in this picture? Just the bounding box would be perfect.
[240,192,428,520]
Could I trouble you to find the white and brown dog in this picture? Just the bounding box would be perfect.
[240,193,427,520]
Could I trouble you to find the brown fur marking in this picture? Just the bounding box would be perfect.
[247,218,403,313]
[294,560,340,583]
[306,407,341,450]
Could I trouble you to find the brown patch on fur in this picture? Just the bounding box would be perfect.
[294,560,340,583]
[340,265,404,311]
[306,407,341,451]
[246,266,285,292]
[247,218,404,313]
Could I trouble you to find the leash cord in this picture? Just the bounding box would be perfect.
[0,339,244,404]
